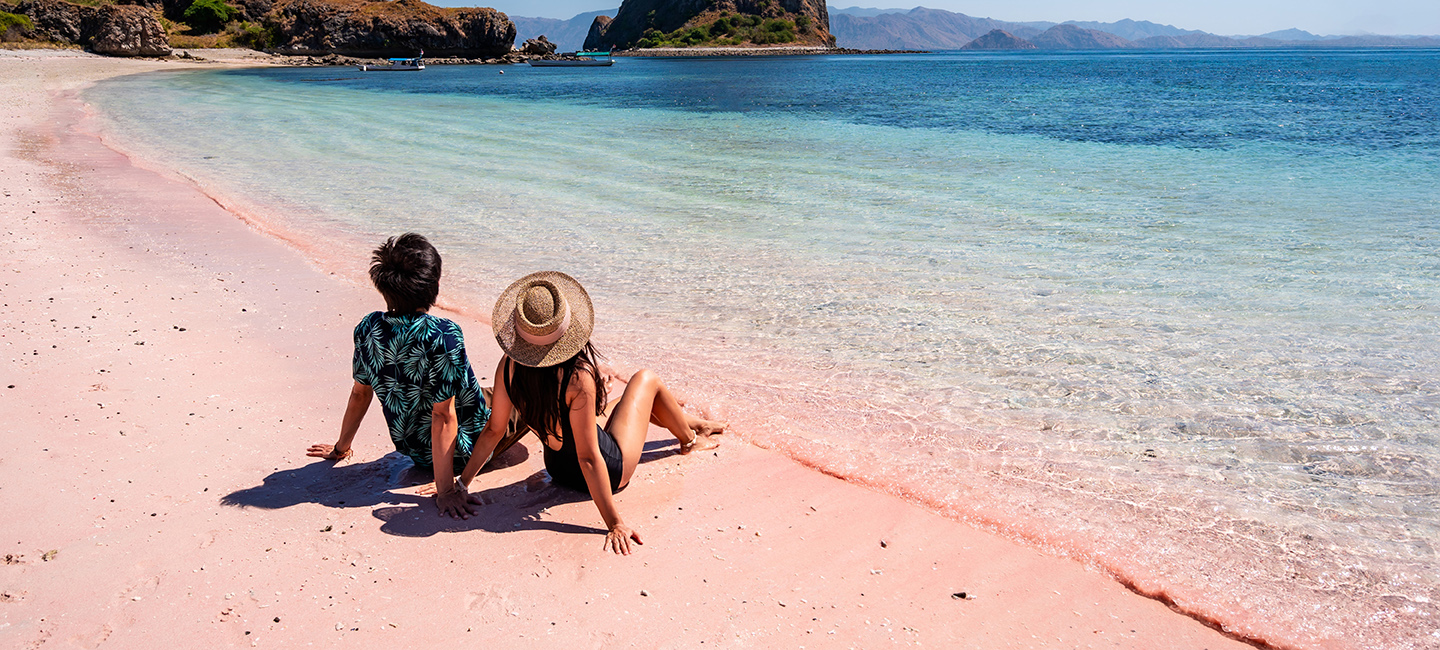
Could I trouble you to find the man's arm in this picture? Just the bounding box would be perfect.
[431,396,470,518]
[307,381,372,460]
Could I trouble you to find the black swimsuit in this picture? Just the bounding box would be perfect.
[506,361,625,494]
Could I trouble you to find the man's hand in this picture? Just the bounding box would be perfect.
[435,481,482,520]
[605,523,643,555]
[306,444,352,461]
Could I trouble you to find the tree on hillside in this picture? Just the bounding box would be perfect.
[184,0,238,35]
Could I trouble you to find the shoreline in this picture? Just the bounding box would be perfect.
[614,46,928,57]
[2,53,1264,648]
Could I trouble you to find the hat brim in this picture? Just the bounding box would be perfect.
[492,271,594,367]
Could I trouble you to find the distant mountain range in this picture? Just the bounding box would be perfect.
[511,6,1440,52]
[511,9,617,52]
[827,6,1440,50]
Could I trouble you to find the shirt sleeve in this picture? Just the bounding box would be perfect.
[352,314,376,386]
[428,320,469,404]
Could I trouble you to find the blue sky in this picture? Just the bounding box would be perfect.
[466,1,1440,36]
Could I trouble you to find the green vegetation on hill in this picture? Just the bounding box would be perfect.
[183,0,239,35]
[636,12,815,48]
[0,11,34,41]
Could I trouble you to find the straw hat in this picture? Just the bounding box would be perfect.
[492,271,594,367]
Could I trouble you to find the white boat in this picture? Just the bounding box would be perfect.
[360,57,425,71]
[529,51,614,67]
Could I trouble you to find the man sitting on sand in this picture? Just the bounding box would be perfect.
[307,233,491,501]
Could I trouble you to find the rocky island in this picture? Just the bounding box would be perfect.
[584,0,833,52]
[960,29,1035,51]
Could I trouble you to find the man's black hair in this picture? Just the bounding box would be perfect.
[370,233,441,313]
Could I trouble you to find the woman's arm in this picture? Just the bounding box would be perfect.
[307,381,371,460]
[434,358,514,518]
[570,373,642,555]
[457,358,516,489]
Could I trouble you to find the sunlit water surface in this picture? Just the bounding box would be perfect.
[88,50,1440,648]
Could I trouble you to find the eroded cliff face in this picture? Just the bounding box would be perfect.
[585,0,830,50]
[265,0,514,57]
[16,0,170,56]
[14,0,514,58]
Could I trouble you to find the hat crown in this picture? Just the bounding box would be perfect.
[519,283,561,329]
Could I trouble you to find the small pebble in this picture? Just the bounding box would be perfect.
[639,590,649,597]
[273,617,280,623]
[880,540,888,548]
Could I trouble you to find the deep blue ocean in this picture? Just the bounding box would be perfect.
[87,49,1439,648]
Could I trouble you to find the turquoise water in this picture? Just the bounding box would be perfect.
[87,50,1439,648]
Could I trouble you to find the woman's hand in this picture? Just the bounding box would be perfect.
[306,444,352,461]
[434,480,482,520]
[605,523,644,555]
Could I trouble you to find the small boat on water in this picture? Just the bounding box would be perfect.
[529,51,614,67]
[360,57,425,72]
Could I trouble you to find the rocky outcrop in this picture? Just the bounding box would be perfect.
[520,34,554,55]
[584,14,610,49]
[1029,24,1133,49]
[960,29,1035,51]
[586,0,830,50]
[265,0,515,58]
[90,3,170,55]
[15,0,170,56]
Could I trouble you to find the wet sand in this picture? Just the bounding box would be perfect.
[0,51,1261,648]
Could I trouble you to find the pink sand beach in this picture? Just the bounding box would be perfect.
[1,51,1262,648]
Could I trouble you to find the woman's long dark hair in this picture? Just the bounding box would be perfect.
[505,342,608,442]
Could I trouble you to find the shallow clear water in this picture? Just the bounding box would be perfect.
[87,50,1440,648]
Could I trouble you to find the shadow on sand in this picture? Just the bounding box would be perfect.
[221,438,686,539]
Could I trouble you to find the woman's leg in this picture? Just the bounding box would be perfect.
[606,369,725,486]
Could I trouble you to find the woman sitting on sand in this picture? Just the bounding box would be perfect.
[433,271,725,554]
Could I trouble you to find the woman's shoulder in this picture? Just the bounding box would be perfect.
[565,363,598,398]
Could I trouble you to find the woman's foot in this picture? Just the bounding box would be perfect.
[679,418,726,454]
[693,418,727,437]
